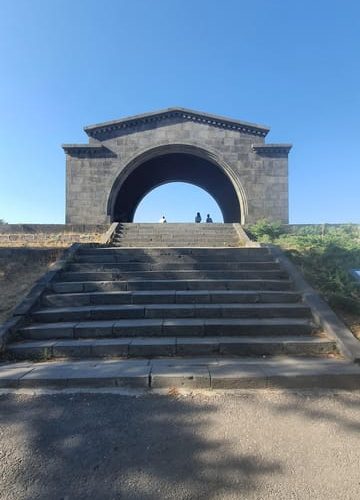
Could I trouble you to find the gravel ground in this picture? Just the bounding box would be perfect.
[0,390,359,500]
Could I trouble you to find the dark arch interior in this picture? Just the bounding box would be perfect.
[111,153,241,223]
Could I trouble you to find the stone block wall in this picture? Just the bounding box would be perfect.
[64,109,291,224]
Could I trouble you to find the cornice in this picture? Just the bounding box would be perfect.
[252,144,292,156]
[84,107,270,139]
[62,144,116,158]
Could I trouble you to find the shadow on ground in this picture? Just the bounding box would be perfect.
[270,390,360,433]
[0,392,284,500]
[1,390,360,499]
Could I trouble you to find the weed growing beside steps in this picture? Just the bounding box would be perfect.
[247,221,360,339]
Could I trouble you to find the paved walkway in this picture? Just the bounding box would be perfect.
[2,357,360,390]
[0,390,359,499]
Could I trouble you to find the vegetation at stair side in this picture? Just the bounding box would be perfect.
[247,221,360,320]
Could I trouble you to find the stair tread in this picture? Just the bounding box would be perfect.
[1,357,358,391]
[51,279,294,294]
[54,278,292,284]
[21,317,312,331]
[60,272,289,282]
[78,247,269,253]
[8,335,333,348]
[34,303,309,315]
[45,290,300,297]
[69,260,280,267]
[0,356,352,368]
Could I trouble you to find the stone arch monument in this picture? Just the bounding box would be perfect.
[62,107,291,224]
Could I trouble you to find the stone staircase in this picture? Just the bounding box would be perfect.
[7,247,336,362]
[112,223,242,247]
[2,225,360,390]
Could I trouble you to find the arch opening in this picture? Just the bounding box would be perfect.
[133,182,224,223]
[109,150,243,223]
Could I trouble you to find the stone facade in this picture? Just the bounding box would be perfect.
[63,108,291,224]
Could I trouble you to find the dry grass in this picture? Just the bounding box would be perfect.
[0,249,64,324]
[0,231,105,324]
[0,232,104,248]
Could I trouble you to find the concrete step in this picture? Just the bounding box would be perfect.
[117,228,238,231]
[112,234,240,239]
[116,224,234,227]
[7,336,337,361]
[114,228,238,232]
[113,236,240,241]
[115,230,239,236]
[77,247,270,258]
[19,318,313,340]
[59,270,289,281]
[116,223,235,228]
[32,303,312,323]
[112,237,240,242]
[113,231,239,234]
[75,253,274,263]
[112,238,240,243]
[114,236,238,241]
[43,290,302,307]
[1,357,359,389]
[78,245,270,252]
[116,225,237,230]
[112,243,241,248]
[113,220,258,252]
[67,261,281,272]
[113,243,241,248]
[51,279,293,293]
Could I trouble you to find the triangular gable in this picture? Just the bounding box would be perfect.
[84,107,270,139]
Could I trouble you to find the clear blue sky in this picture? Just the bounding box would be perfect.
[0,0,359,224]
[134,183,224,223]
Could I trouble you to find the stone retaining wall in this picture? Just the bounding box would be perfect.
[283,224,359,234]
[0,224,109,247]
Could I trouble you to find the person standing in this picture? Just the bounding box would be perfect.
[206,214,213,223]
[195,212,202,223]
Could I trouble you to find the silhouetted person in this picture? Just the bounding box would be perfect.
[159,215,167,223]
[195,212,202,223]
[206,214,213,223]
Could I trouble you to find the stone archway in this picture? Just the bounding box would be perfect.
[107,144,246,223]
[63,108,291,224]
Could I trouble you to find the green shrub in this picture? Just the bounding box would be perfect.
[249,223,360,315]
[247,219,285,242]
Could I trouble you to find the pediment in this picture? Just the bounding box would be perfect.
[83,107,270,140]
